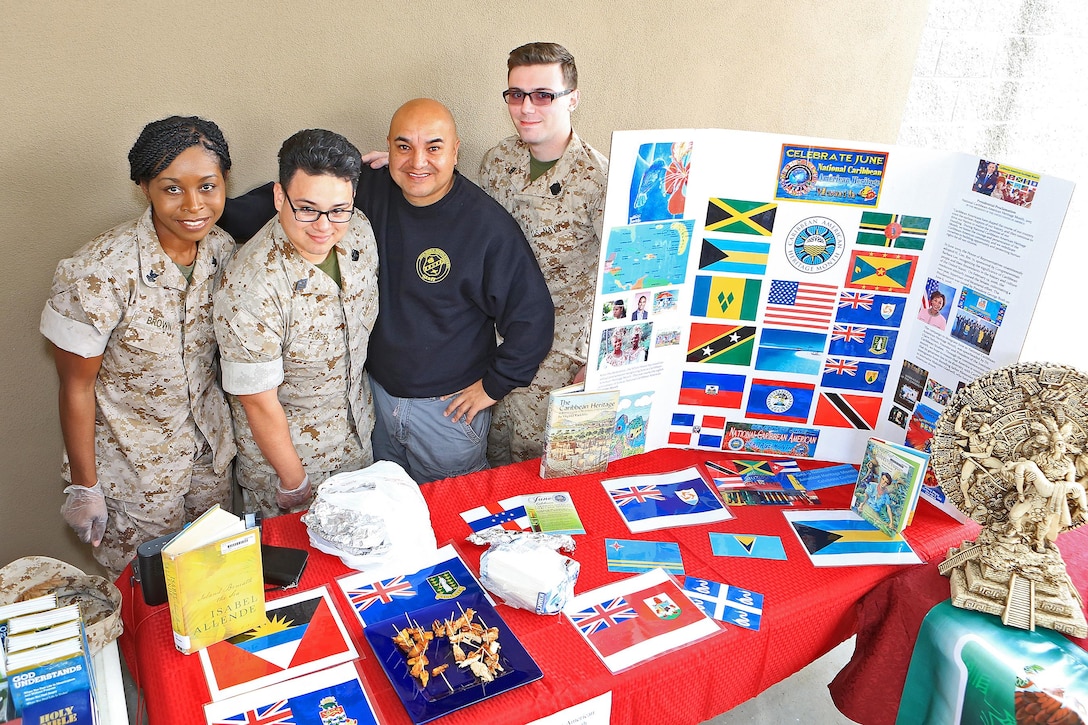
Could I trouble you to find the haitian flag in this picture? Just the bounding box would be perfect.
[678,370,745,408]
[690,275,761,320]
[844,250,917,293]
[745,379,815,424]
[562,569,720,673]
[834,290,906,327]
[668,412,727,449]
[828,324,899,360]
[821,357,890,392]
[812,391,882,430]
[699,237,770,275]
[686,322,756,365]
[704,198,777,236]
[602,466,732,533]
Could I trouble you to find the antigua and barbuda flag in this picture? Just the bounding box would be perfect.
[821,357,890,392]
[835,290,906,327]
[855,211,930,250]
[828,324,899,360]
[745,378,815,424]
[844,250,917,293]
[812,391,883,430]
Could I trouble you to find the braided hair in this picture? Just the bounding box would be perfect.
[128,116,231,184]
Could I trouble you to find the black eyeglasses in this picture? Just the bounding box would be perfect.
[284,192,354,223]
[502,89,574,106]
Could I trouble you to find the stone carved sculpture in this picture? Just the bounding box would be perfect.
[929,362,1087,637]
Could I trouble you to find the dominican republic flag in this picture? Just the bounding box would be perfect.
[459,497,531,533]
[835,290,906,327]
[569,596,638,635]
[563,569,720,673]
[668,412,727,449]
[812,392,882,430]
[678,370,745,408]
[828,324,898,360]
[762,279,838,331]
[602,466,732,533]
[821,357,890,392]
[745,379,815,424]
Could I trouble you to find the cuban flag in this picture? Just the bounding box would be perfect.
[570,597,638,635]
[459,498,531,533]
[346,576,415,611]
[210,700,294,725]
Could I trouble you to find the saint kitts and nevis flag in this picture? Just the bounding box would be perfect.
[562,568,721,673]
[686,322,755,366]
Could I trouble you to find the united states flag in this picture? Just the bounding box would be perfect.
[211,701,294,725]
[570,597,638,635]
[838,291,873,310]
[763,280,838,330]
[610,485,667,506]
[347,576,415,610]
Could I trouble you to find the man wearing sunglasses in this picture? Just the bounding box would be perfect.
[214,129,379,515]
[481,42,610,466]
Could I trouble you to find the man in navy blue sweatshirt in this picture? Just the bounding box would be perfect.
[219,99,554,484]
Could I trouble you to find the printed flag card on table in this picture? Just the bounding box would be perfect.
[682,577,765,631]
[336,544,488,629]
[459,496,531,534]
[198,585,358,702]
[563,568,721,673]
[605,538,684,575]
[203,662,380,725]
[601,466,733,533]
[783,509,922,567]
[708,532,787,560]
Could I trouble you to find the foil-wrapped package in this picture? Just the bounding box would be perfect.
[477,534,579,615]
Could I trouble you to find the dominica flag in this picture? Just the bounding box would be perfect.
[855,212,930,250]
[686,322,756,365]
[812,391,883,429]
[745,379,815,424]
[845,251,917,293]
[821,357,890,392]
[690,275,761,320]
[705,198,777,236]
[678,370,745,408]
[698,237,770,275]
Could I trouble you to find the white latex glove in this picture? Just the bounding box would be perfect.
[61,483,107,546]
[276,474,312,511]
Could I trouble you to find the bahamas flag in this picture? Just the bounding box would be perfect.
[855,212,930,250]
[835,290,906,327]
[698,238,770,275]
[844,251,917,293]
[686,322,756,365]
[821,357,890,392]
[705,198,777,236]
[828,324,899,360]
[745,378,815,424]
[690,275,761,320]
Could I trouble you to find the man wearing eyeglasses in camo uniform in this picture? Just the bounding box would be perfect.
[481,42,610,465]
[213,129,379,516]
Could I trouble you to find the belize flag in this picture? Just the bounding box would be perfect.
[602,466,733,533]
[745,379,815,424]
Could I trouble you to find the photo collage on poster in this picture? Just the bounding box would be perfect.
[584,131,1073,464]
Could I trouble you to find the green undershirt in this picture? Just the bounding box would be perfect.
[315,251,342,288]
[529,155,558,182]
[174,261,195,284]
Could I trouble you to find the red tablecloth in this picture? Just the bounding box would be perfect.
[829,524,1088,725]
[118,449,975,724]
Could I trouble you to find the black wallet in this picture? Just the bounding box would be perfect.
[261,543,309,589]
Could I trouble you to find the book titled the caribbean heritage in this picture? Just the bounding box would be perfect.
[541,383,620,478]
[162,505,265,655]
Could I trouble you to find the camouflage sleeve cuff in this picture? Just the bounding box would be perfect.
[221,358,285,395]
[39,303,109,358]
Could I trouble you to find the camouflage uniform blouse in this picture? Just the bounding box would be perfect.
[39,209,237,500]
[213,215,379,479]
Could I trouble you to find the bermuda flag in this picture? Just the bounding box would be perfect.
[209,701,293,725]
[821,357,889,392]
[668,412,727,448]
[828,324,898,360]
[678,370,745,408]
[835,290,906,327]
[812,391,882,429]
[570,596,638,635]
[745,379,815,424]
[762,279,838,331]
[459,498,531,533]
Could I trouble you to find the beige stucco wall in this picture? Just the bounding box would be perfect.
[0,1,929,573]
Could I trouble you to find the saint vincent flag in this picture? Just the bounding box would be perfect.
[686,322,755,365]
[705,198,777,236]
[699,238,770,275]
[855,212,930,250]
[678,370,745,408]
[845,251,917,293]
[690,275,761,320]
[812,391,882,430]
[745,378,815,424]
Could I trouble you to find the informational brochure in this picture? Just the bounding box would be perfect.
[584,130,1074,465]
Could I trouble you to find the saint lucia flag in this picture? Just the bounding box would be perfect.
[844,251,917,293]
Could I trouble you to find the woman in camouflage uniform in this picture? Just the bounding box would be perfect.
[40,117,237,579]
